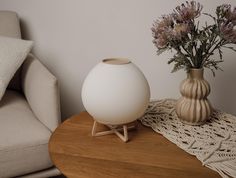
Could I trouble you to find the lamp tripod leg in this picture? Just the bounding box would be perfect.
[91,121,137,142]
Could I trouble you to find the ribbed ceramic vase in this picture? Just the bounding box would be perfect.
[176,68,213,125]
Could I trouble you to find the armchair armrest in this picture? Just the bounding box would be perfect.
[21,54,61,132]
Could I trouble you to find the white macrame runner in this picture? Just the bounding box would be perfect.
[139,99,236,178]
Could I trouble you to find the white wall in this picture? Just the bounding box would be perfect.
[0,0,236,119]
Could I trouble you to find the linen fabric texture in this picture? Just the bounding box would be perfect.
[0,35,33,100]
[0,91,53,177]
[0,10,22,91]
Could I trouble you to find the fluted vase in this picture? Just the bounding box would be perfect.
[176,68,213,125]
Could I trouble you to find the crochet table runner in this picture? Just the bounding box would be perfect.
[139,99,236,178]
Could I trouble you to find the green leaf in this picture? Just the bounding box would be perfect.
[203,13,216,22]
[171,63,185,73]
[210,68,216,77]
[218,48,223,59]
[167,57,175,64]
[157,48,168,55]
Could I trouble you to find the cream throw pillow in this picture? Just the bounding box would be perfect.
[0,36,33,100]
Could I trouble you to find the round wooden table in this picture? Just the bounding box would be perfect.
[49,112,220,178]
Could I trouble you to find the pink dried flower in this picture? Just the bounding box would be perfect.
[173,23,190,39]
[152,15,174,48]
[152,28,170,48]
[217,4,236,24]
[217,4,236,43]
[218,4,231,12]
[220,22,236,43]
[152,13,191,48]
[152,15,174,34]
[225,6,236,25]
[154,35,168,48]
[174,1,202,22]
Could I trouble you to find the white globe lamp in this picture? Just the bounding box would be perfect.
[81,58,150,142]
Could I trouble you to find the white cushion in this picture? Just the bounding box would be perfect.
[0,36,33,100]
[0,90,53,177]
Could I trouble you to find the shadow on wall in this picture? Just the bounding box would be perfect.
[19,18,79,121]
[212,57,236,114]
[20,19,32,40]
[60,86,84,121]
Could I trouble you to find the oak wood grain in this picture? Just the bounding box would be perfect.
[49,112,220,178]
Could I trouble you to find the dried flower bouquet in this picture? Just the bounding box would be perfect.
[152,1,236,75]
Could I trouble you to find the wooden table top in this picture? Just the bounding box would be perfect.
[49,112,220,178]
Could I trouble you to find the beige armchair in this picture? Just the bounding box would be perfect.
[0,11,61,177]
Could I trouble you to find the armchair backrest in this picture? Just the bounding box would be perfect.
[0,11,23,91]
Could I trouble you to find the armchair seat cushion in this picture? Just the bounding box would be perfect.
[0,90,53,178]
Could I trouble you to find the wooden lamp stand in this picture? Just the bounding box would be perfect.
[91,121,137,142]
